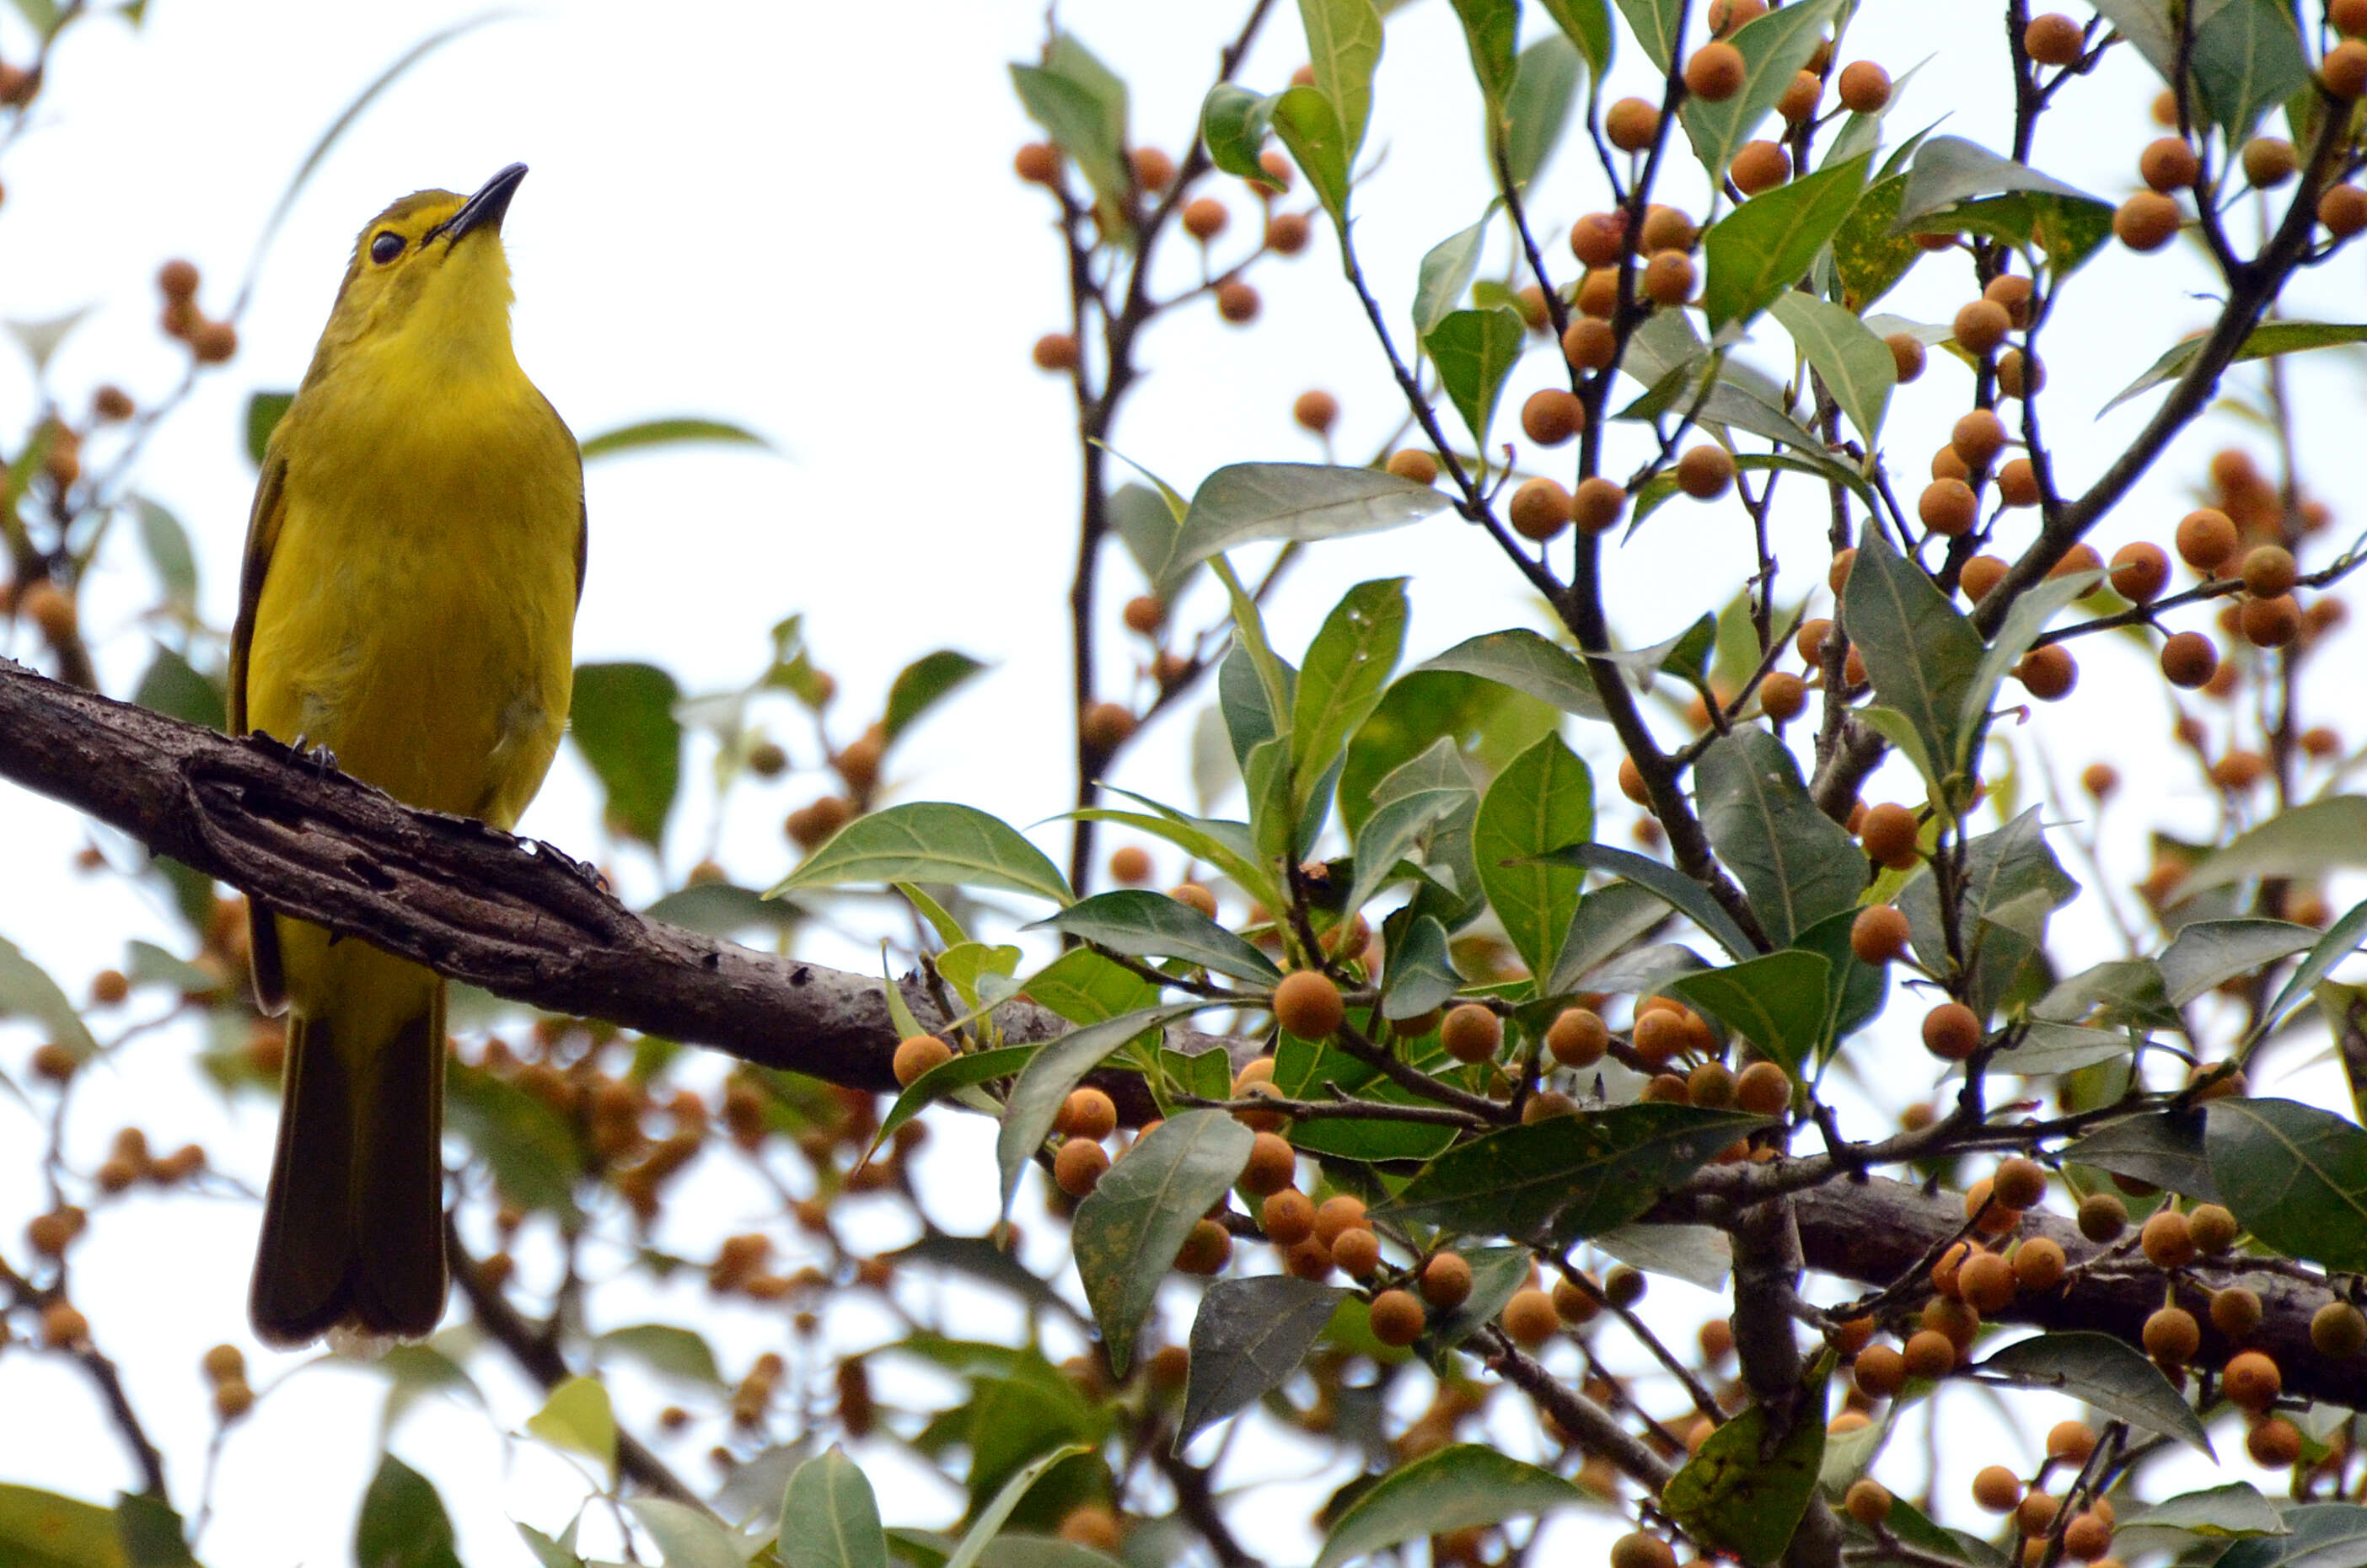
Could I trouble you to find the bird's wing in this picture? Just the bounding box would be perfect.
[229,449,290,1010]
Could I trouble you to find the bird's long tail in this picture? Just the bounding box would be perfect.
[249,930,448,1348]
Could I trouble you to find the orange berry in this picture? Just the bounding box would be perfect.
[1845,1479,1892,1525]
[1033,333,1080,371]
[2319,182,2367,238]
[1860,803,1921,870]
[1641,249,1696,307]
[2077,1192,2128,1242]
[1059,1087,1118,1141]
[1568,210,1628,267]
[1264,212,1312,254]
[2212,1286,2263,1340]
[1684,41,1747,102]
[1521,388,1585,447]
[2247,1416,2302,1467]
[1959,1250,2017,1313]
[1508,477,1572,540]
[1292,389,1339,434]
[2223,1350,2281,1411]
[1886,331,1927,382]
[1735,1061,1790,1117]
[1262,1188,1316,1246]
[1562,315,1617,371]
[892,1034,953,1087]
[2311,1300,2367,1358]
[2015,643,2076,701]
[1919,478,1978,537]
[2114,191,2182,251]
[1182,197,1230,241]
[1331,1226,1382,1278]
[1605,98,1661,153]
[2024,13,2085,65]
[1214,280,1260,323]
[1837,61,1891,114]
[1923,1002,1983,1061]
[2241,137,2297,188]
[2143,1305,2200,1365]
[1502,1287,1560,1347]
[2110,540,2170,600]
[1677,443,1735,500]
[1421,1251,1475,1309]
[1758,669,1807,722]
[1546,1007,1610,1067]
[1172,882,1219,918]
[1777,68,1823,123]
[1440,1003,1502,1063]
[1955,298,2012,356]
[2047,1420,2097,1464]
[1993,1157,2047,1209]
[1055,1137,1110,1196]
[1130,146,1175,191]
[1015,143,1060,184]
[1273,970,1345,1039]
[1175,1217,1232,1275]
[1608,1533,1677,1568]
[2141,1208,2198,1268]
[1902,1328,1956,1378]
[2014,1236,2066,1291]
[1731,140,1790,195]
[1242,1131,1296,1196]
[2140,137,2201,192]
[1386,448,1441,484]
[1971,1464,2024,1513]
[2159,631,2219,689]
[1849,905,1912,964]
[1313,1195,1369,1247]
[1854,1343,1906,1399]
[1370,1288,1427,1346]
[1573,476,1628,533]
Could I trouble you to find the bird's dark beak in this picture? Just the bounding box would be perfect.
[442,163,528,244]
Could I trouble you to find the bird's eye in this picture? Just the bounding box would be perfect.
[369,232,405,265]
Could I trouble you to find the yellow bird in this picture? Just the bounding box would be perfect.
[229,164,583,1346]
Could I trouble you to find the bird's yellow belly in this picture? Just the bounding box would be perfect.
[244,407,578,832]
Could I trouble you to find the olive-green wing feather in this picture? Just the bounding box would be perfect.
[229,452,289,1011]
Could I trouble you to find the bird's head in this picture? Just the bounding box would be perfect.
[313,163,529,374]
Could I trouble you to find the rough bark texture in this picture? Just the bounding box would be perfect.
[3,658,2361,1414]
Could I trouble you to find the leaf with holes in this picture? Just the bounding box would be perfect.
[1072,1112,1253,1373]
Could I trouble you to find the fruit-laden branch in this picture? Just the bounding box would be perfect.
[2,659,2359,1413]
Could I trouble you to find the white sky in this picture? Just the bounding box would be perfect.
[3,0,2363,1563]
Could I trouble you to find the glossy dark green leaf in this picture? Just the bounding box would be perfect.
[1200,83,1276,183]
[1473,733,1594,978]
[1701,153,1871,330]
[1696,728,1861,948]
[643,881,803,939]
[2060,1110,2217,1202]
[132,497,197,604]
[1178,1276,1347,1452]
[1449,0,1519,122]
[595,1323,723,1387]
[876,1044,1035,1149]
[1667,951,1832,1076]
[1976,1332,2213,1454]
[1314,1446,1586,1568]
[1611,0,1682,67]
[1841,529,1982,791]
[0,1489,122,1568]
[884,651,986,744]
[1383,912,1463,1019]
[1768,291,1893,445]
[1992,1022,2133,1076]
[2187,797,2367,892]
[2159,919,2318,1007]
[1665,1368,1828,1564]
[1272,1029,1461,1162]
[773,803,1072,906]
[244,390,293,466]
[2207,1097,2367,1272]
[1157,464,1449,591]
[1504,34,1583,188]
[568,662,682,844]
[1072,1111,1253,1373]
[1678,0,1843,182]
[781,1447,889,1568]
[445,1060,582,1220]
[1385,1104,1770,1242]
[1536,843,1757,960]
[1545,881,1672,996]
[132,646,224,732]
[1293,579,1409,818]
[1417,629,1610,720]
[1030,892,1280,984]
[1076,798,1275,908]
[2104,321,2367,413]
[1540,0,1613,74]
[1832,173,1923,313]
[1897,808,2075,1018]
[1595,1222,1731,1290]
[2211,1502,2367,1566]
[2188,0,2309,142]
[1424,306,1529,451]
[1789,907,1887,1053]
[996,1004,1201,1215]
[578,416,770,461]
[947,1443,1095,1568]
[2034,959,2177,1031]
[354,1455,464,1568]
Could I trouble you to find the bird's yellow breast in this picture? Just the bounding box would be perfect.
[244,343,581,831]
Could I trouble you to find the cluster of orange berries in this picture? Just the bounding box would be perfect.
[201,1341,255,1422]
[90,1124,207,1193]
[155,260,239,365]
[1899,1423,2122,1565]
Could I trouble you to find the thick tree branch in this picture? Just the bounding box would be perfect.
[4,660,2361,1415]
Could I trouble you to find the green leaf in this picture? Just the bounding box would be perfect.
[1664,1368,1829,1564]
[595,1323,723,1387]
[2103,321,2367,413]
[0,933,97,1061]
[883,652,987,744]
[1547,881,1674,996]
[2186,797,2367,892]
[1768,292,1894,445]
[114,1494,196,1568]
[1298,0,1384,160]
[132,497,198,604]
[2214,1504,2367,1567]
[946,1445,1093,1568]
[1894,136,2114,272]
[1027,892,1280,984]
[1292,579,1409,819]
[1417,629,1611,721]
[1957,572,2100,771]
[1679,0,1844,182]
[245,391,293,466]
[772,803,1072,905]
[1200,83,1277,183]
[445,1061,582,1220]
[1075,801,1276,909]
[1695,728,1862,948]
[2189,0,2310,142]
[1702,154,1871,330]
[1019,948,1160,1027]
[1314,1446,1586,1568]
[2114,1482,2287,1548]
[1535,843,1758,960]
[578,416,770,461]
[1450,0,1520,126]
[1473,733,1595,979]
[2062,1109,2217,1201]
[1270,83,1353,223]
[1832,173,1924,312]
[1413,210,1495,339]
[1667,951,1833,1077]
[2207,1098,2367,1272]
[0,1485,125,1568]
[1011,38,1130,224]
[643,882,803,938]
[1178,1276,1347,1453]
[1975,1332,2214,1454]
[526,1376,617,1481]
[2257,897,2367,1039]
[1504,34,1584,188]
[355,1456,464,1568]
[132,646,224,733]
[1424,307,1529,452]
[1611,0,1682,67]
[1596,1222,1732,1290]
[1385,1104,1771,1242]
[1073,1111,1253,1373]
[629,1499,743,1568]
[996,1004,1203,1215]
[2159,919,2319,1007]
[1898,808,2076,1018]
[1540,0,1613,76]
[568,662,683,845]
[1157,464,1450,592]
[1345,787,1467,919]
[876,1044,1035,1152]
[781,1448,889,1568]
[1383,913,1464,1018]
[1840,529,1983,792]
